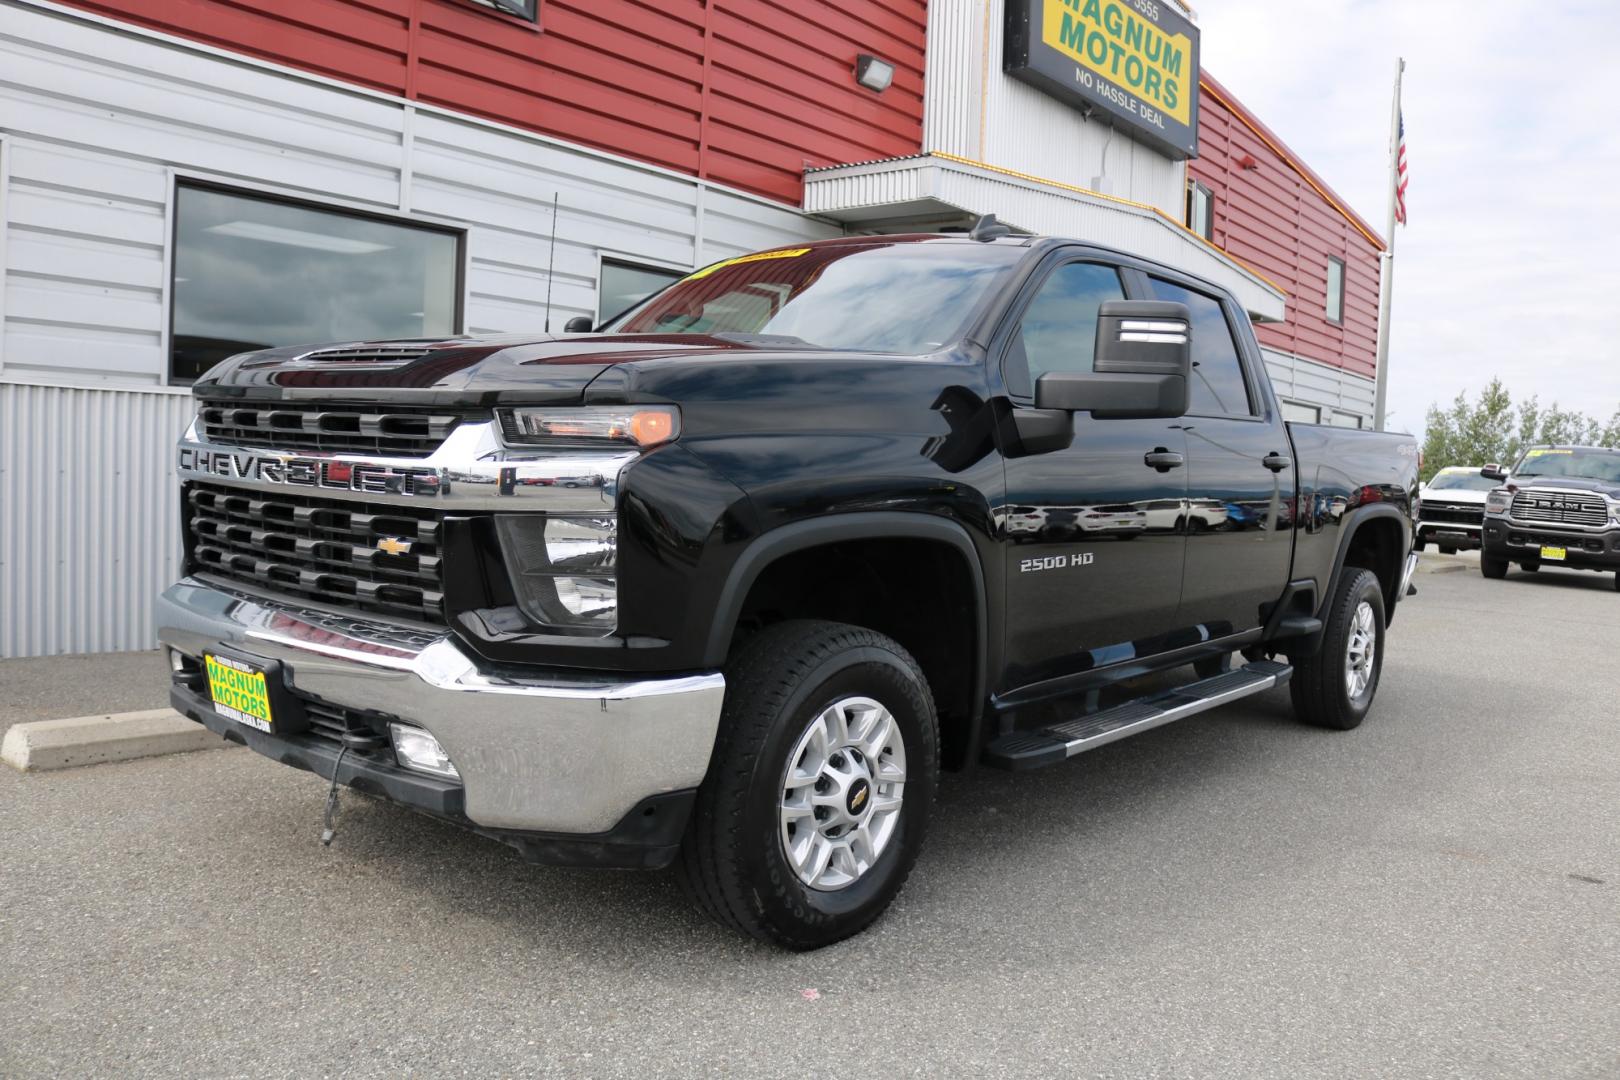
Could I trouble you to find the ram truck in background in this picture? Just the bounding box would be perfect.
[158,231,1419,949]
[1480,446,1620,587]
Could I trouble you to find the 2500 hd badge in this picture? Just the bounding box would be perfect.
[1021,553,1097,572]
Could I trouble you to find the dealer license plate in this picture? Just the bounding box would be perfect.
[205,653,275,733]
[1540,545,1567,562]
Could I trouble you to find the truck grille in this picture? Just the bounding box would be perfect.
[198,400,470,458]
[1510,490,1609,528]
[1420,503,1484,526]
[185,482,446,623]
[300,696,389,749]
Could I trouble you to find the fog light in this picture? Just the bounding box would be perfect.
[390,723,459,779]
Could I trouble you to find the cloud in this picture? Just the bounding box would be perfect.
[1199,0,1620,435]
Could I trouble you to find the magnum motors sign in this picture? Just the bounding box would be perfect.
[1005,0,1201,159]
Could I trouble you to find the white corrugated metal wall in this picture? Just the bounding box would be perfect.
[923,0,1186,216]
[0,383,194,656]
[1263,348,1378,423]
[0,0,839,657]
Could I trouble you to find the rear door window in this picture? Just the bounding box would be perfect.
[1147,278,1255,418]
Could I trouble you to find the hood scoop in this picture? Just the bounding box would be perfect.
[241,340,464,370]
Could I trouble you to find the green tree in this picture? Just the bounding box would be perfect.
[1420,379,1620,481]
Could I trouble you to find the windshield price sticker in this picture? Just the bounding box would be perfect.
[685,248,811,282]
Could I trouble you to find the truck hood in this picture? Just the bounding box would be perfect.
[191,333,802,403]
[1419,487,1489,505]
[1513,477,1620,500]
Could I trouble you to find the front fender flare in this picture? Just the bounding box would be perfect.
[701,510,989,732]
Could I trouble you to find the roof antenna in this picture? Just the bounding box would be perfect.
[543,191,559,333]
[969,213,1013,242]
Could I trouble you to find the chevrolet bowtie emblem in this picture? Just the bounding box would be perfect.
[376,536,412,557]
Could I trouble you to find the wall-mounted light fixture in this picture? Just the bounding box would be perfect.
[855,54,895,93]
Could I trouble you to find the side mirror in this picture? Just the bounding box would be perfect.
[1480,463,1509,481]
[562,315,595,333]
[1034,301,1191,419]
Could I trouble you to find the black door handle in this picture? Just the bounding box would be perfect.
[1144,449,1185,472]
[1263,452,1292,472]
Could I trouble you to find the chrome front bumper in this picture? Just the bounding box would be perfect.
[157,578,725,835]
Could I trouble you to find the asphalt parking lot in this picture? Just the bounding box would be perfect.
[2,554,1617,1079]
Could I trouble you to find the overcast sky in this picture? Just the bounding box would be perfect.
[1197,0,1620,434]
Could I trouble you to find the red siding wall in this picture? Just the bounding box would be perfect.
[58,0,926,206]
[1192,73,1383,379]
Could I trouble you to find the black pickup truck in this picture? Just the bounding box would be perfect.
[159,231,1419,949]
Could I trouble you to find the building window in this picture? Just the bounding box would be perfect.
[1325,256,1346,325]
[1329,410,1364,429]
[1186,181,1214,241]
[1280,401,1321,424]
[459,0,538,22]
[170,183,463,382]
[597,259,684,325]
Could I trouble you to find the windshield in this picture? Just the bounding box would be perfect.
[1514,447,1620,483]
[1426,470,1500,492]
[602,242,1023,354]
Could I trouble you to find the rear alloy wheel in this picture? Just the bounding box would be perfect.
[1481,554,1509,579]
[677,620,937,950]
[1289,567,1386,730]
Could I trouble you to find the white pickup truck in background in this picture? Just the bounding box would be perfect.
[1416,465,1496,553]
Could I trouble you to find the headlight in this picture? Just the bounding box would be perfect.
[1611,501,1620,525]
[1485,490,1513,517]
[495,515,618,634]
[498,405,679,447]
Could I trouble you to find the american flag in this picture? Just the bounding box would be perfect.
[1394,111,1409,225]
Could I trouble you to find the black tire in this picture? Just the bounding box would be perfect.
[676,619,938,950]
[1613,572,1620,593]
[1481,554,1509,579]
[1289,567,1385,731]
[1438,545,1457,555]
[1413,536,1428,552]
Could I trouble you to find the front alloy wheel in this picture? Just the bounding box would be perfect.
[780,697,907,890]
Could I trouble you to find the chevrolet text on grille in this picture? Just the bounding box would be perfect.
[178,446,442,497]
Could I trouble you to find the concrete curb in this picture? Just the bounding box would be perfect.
[1,709,227,772]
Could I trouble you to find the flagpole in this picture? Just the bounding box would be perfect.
[1372,56,1405,431]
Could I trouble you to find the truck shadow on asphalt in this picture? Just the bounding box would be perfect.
[264,683,1332,962]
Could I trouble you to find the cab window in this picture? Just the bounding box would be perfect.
[1004,262,1126,399]
[1147,278,1255,417]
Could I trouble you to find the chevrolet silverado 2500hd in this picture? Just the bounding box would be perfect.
[159,231,1419,949]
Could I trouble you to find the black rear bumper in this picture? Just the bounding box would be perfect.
[171,684,695,869]
[1482,521,1620,570]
